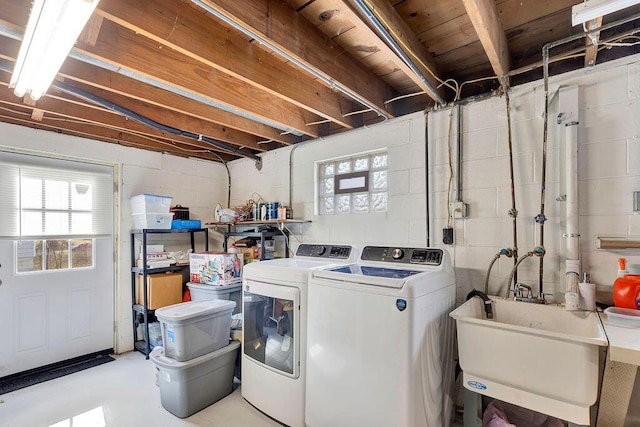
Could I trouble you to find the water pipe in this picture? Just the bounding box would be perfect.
[484,248,514,295]
[538,11,640,297]
[506,246,545,298]
[501,79,519,285]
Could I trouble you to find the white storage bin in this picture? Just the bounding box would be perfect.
[133,212,174,230]
[130,194,173,214]
[149,322,162,347]
[604,307,640,327]
[187,282,242,314]
[156,300,236,362]
[150,341,239,418]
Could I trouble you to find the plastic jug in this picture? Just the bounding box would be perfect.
[613,274,640,310]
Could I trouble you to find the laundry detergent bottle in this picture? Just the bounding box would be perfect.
[613,258,640,309]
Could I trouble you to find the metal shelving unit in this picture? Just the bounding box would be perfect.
[208,220,310,260]
[130,228,208,358]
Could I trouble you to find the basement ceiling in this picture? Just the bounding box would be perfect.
[0,0,639,163]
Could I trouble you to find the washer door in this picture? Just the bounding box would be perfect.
[243,279,300,378]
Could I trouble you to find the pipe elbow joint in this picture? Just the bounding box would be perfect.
[500,248,514,257]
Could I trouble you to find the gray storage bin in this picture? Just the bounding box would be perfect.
[187,282,242,314]
[156,299,235,362]
[150,341,239,418]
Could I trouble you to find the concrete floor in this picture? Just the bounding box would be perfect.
[0,351,280,427]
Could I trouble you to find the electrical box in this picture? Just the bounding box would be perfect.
[450,202,468,219]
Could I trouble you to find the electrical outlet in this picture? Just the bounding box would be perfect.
[450,202,468,219]
[443,227,454,245]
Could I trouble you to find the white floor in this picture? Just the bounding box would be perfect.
[0,351,281,427]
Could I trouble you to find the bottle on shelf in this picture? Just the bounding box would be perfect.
[229,243,238,254]
[617,257,629,277]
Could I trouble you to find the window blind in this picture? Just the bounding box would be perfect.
[0,152,113,239]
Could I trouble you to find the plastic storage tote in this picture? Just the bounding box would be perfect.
[187,282,242,314]
[150,341,240,418]
[130,194,173,214]
[132,212,174,230]
[155,300,236,362]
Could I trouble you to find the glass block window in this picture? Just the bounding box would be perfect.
[318,151,388,215]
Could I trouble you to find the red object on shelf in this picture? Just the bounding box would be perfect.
[183,288,191,302]
[613,274,640,310]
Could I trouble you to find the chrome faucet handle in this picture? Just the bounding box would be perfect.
[515,283,533,299]
[538,292,553,304]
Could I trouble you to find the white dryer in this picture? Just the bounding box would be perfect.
[305,246,456,427]
[241,244,358,427]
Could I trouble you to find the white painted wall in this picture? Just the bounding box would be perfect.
[229,53,640,306]
[0,123,228,353]
[1,52,638,355]
[228,112,428,250]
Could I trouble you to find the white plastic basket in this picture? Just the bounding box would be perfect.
[604,306,640,328]
[130,194,173,214]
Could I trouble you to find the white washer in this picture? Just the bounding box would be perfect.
[241,244,358,427]
[306,246,456,427]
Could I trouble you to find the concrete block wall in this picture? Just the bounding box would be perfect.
[0,123,228,352]
[430,54,640,302]
[229,53,640,306]
[228,111,428,249]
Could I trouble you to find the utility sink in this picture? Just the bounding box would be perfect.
[450,297,608,425]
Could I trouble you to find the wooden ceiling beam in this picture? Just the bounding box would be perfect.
[0,40,298,147]
[58,58,299,145]
[79,14,104,46]
[96,0,359,129]
[75,21,320,138]
[51,81,269,152]
[0,30,298,147]
[461,0,511,78]
[342,0,446,103]
[191,0,396,118]
[0,82,247,158]
[0,4,321,139]
[584,17,603,67]
[74,20,320,138]
[0,109,235,162]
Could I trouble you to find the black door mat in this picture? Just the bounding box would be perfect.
[0,351,115,395]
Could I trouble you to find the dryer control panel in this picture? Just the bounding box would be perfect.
[296,244,353,259]
[361,246,443,266]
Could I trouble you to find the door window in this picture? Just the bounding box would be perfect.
[16,238,94,273]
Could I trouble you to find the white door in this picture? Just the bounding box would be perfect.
[0,238,114,377]
[0,152,115,378]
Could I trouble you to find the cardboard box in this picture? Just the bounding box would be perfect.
[189,252,243,286]
[239,247,259,265]
[137,272,183,309]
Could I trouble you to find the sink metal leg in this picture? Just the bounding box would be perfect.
[464,388,480,427]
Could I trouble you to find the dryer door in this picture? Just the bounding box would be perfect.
[243,279,300,378]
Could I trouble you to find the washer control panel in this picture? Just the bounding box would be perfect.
[296,244,353,259]
[361,246,443,265]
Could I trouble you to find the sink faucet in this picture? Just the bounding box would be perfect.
[515,283,533,299]
[466,289,493,319]
[506,246,548,304]
[513,283,548,304]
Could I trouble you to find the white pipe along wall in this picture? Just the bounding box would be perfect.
[559,86,581,309]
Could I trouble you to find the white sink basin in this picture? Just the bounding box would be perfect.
[450,296,608,425]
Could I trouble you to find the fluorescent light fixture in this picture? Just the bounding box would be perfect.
[9,0,100,100]
[572,0,640,26]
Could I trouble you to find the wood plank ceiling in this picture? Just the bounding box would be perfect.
[0,0,639,163]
